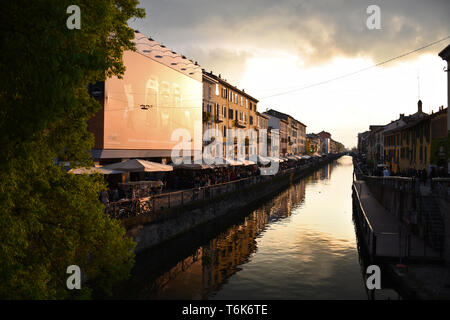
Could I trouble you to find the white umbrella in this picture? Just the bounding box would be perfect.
[267,156,283,163]
[201,156,229,167]
[224,158,245,166]
[242,158,257,166]
[257,155,271,164]
[172,163,213,170]
[68,167,123,175]
[102,159,173,172]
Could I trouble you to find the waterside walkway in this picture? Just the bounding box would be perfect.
[353,180,441,262]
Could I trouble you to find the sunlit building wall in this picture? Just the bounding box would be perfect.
[88,31,203,165]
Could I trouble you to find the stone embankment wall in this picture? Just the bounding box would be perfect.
[125,155,342,253]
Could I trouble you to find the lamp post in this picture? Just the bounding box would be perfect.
[438,44,450,174]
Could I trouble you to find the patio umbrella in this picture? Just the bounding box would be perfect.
[102,159,173,172]
[242,158,257,166]
[266,156,284,163]
[172,163,213,170]
[257,155,271,164]
[201,156,229,167]
[68,167,124,175]
[224,158,244,166]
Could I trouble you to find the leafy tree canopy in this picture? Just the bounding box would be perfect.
[0,0,145,299]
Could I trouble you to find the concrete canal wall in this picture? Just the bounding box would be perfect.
[125,154,343,253]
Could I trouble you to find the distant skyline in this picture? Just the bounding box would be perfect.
[129,0,450,148]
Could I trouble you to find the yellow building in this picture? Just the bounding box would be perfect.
[202,70,259,158]
[383,101,432,174]
[264,109,307,156]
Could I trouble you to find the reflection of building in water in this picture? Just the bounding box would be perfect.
[306,164,333,182]
[140,247,203,299]
[144,179,306,299]
[201,179,306,294]
[321,164,333,180]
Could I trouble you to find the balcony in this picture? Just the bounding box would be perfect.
[232,119,246,128]
[203,111,212,123]
[214,113,224,123]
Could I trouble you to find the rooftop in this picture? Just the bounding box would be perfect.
[264,109,307,127]
[202,70,259,103]
[133,30,202,81]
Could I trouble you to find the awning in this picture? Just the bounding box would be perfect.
[267,157,284,163]
[118,180,163,187]
[68,167,124,175]
[102,159,173,172]
[172,163,213,170]
[224,158,244,166]
[257,155,271,164]
[242,159,257,166]
[202,156,229,167]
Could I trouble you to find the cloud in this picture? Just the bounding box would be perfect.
[132,0,450,66]
[180,47,253,85]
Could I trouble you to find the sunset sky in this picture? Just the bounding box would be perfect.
[129,0,450,148]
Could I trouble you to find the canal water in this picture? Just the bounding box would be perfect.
[118,156,399,299]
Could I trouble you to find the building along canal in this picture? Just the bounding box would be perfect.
[116,156,401,300]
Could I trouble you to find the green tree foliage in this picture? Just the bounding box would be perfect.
[0,1,145,299]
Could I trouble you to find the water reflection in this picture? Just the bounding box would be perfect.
[120,156,370,299]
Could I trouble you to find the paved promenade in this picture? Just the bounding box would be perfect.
[354,180,440,261]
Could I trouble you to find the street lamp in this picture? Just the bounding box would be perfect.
[140,104,153,110]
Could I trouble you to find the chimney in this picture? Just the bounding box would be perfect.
[400,113,404,119]
[418,100,423,113]
[219,74,221,78]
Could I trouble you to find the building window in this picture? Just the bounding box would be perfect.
[234,93,238,104]
[229,109,233,119]
[424,146,427,164]
[229,91,233,102]
[222,88,227,99]
[223,125,226,137]
[222,106,226,117]
[216,84,219,96]
[250,116,253,125]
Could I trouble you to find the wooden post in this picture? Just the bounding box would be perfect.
[168,193,171,208]
[372,234,377,257]
[407,234,411,258]
[152,197,155,214]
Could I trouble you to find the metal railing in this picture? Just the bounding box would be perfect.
[352,183,377,257]
[353,178,444,261]
[108,171,282,219]
[431,178,450,199]
[364,175,419,194]
[107,156,339,219]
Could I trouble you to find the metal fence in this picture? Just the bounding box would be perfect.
[108,169,285,219]
[105,156,339,219]
[364,175,419,194]
[431,178,450,199]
